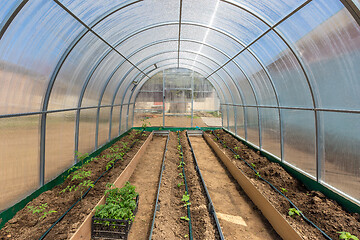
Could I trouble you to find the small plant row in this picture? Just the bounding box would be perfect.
[212,131,358,240]
[92,182,139,239]
[38,130,145,240]
[177,132,193,240]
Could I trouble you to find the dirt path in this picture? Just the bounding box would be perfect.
[128,136,167,240]
[151,132,189,239]
[189,136,279,240]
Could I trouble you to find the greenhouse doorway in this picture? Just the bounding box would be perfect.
[134,68,221,128]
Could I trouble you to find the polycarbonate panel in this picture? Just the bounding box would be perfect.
[233,50,278,106]
[0,115,39,211]
[250,31,313,107]
[236,106,245,138]
[180,40,230,64]
[222,105,228,129]
[180,51,223,70]
[101,61,133,106]
[120,105,127,134]
[128,104,134,129]
[277,0,360,110]
[93,0,179,46]
[228,105,236,133]
[136,53,178,72]
[58,0,138,25]
[0,0,84,114]
[321,111,360,200]
[78,108,97,154]
[183,0,268,45]
[282,109,316,177]
[222,61,256,105]
[214,68,242,104]
[111,106,120,139]
[48,32,110,110]
[45,111,75,183]
[181,24,243,57]
[245,107,259,146]
[98,107,111,147]
[82,51,124,107]
[116,25,178,57]
[229,0,305,24]
[260,108,280,157]
[128,42,178,65]
[164,68,192,89]
[0,1,20,25]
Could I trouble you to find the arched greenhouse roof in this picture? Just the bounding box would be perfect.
[0,0,360,213]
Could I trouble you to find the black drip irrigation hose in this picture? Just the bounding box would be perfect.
[39,131,144,240]
[177,131,194,240]
[185,131,225,240]
[211,130,333,240]
[149,131,170,240]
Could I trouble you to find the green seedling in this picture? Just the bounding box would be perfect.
[181,193,190,202]
[234,155,240,159]
[75,151,89,162]
[288,208,302,217]
[142,133,147,137]
[180,216,189,221]
[280,188,288,193]
[40,210,57,219]
[337,232,359,240]
[71,170,91,181]
[251,163,256,168]
[177,182,184,188]
[234,146,239,150]
[184,234,189,238]
[255,172,261,178]
[27,203,48,214]
[179,173,184,179]
[178,162,185,168]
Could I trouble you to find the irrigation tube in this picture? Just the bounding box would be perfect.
[148,131,170,240]
[186,131,225,240]
[178,131,194,240]
[211,130,333,240]
[39,131,144,240]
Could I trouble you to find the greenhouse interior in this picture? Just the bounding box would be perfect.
[0,0,360,239]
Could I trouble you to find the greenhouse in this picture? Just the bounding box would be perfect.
[0,0,360,239]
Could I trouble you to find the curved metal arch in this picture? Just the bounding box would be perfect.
[118,57,240,132]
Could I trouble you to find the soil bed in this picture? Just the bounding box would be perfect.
[127,136,167,239]
[209,129,360,240]
[188,135,280,240]
[179,132,219,240]
[0,130,150,240]
[151,132,189,239]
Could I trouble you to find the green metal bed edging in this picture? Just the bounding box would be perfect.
[222,128,360,214]
[0,129,133,230]
[132,126,221,132]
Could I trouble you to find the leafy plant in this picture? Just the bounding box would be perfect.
[251,163,256,168]
[27,203,56,219]
[177,182,184,188]
[179,173,184,179]
[234,155,240,159]
[181,193,191,207]
[288,208,302,217]
[337,232,359,240]
[71,170,91,181]
[255,172,261,178]
[234,146,239,150]
[280,188,288,193]
[75,151,89,163]
[180,216,189,221]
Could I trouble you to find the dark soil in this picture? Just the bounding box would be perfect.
[151,132,189,239]
[209,129,360,240]
[0,130,150,240]
[179,131,219,240]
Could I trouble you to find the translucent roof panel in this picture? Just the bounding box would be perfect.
[0,1,21,27]
[58,0,139,25]
[92,0,179,46]
[181,24,243,57]
[249,31,314,108]
[233,50,278,106]
[48,32,110,110]
[228,0,306,25]
[0,0,84,114]
[115,25,179,57]
[277,0,360,110]
[182,0,268,45]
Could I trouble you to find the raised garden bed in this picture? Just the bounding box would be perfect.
[0,130,150,240]
[208,129,360,240]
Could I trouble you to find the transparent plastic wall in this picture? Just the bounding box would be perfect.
[134,68,221,128]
